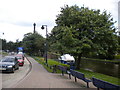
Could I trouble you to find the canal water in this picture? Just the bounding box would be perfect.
[80,59,120,78]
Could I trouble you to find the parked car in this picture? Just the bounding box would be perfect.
[16,56,24,66]
[8,52,14,55]
[18,52,23,55]
[16,54,24,60]
[0,56,19,73]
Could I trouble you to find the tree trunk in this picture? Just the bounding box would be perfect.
[75,53,82,70]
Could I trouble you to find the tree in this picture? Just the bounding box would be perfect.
[1,39,7,50]
[22,32,45,56]
[0,38,22,52]
[118,36,120,54]
[48,26,67,55]
[50,5,118,69]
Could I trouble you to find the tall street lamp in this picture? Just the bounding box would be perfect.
[0,32,4,51]
[33,23,36,33]
[41,25,48,64]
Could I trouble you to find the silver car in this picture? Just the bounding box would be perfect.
[0,56,19,73]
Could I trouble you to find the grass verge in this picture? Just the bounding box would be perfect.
[1,52,8,56]
[33,56,69,73]
[77,69,120,85]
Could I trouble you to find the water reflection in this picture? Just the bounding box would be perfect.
[80,60,119,78]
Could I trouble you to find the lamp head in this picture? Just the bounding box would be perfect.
[41,25,44,29]
[33,23,36,26]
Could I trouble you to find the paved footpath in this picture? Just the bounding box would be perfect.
[12,56,95,88]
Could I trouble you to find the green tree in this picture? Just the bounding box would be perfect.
[1,39,7,50]
[1,39,20,52]
[118,36,120,54]
[50,5,118,69]
[22,32,45,56]
[5,41,16,52]
[49,26,66,55]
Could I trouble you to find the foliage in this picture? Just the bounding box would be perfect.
[114,54,120,59]
[1,38,22,52]
[1,32,45,56]
[49,5,118,69]
[118,36,120,54]
[22,32,45,56]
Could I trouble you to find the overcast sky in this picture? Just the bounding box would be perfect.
[0,0,119,42]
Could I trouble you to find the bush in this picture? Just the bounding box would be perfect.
[114,55,120,59]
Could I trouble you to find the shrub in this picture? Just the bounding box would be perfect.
[114,55,120,59]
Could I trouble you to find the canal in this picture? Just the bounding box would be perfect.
[80,59,120,78]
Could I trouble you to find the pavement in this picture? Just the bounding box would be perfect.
[11,56,95,89]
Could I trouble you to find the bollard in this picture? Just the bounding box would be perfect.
[52,65,57,73]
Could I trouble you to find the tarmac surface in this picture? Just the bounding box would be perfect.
[2,57,30,88]
[11,56,95,89]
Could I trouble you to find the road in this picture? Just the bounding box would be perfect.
[2,57,31,88]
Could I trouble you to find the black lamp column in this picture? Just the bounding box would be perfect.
[33,23,36,33]
[41,25,48,64]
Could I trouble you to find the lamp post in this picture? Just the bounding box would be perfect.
[0,32,4,52]
[33,23,36,33]
[41,25,48,64]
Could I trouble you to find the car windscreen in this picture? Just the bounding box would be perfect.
[17,57,22,59]
[1,58,14,62]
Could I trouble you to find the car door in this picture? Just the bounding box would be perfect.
[14,57,19,69]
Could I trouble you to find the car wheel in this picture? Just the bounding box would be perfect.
[16,67,19,70]
[12,68,15,73]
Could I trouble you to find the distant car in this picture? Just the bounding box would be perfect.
[0,56,19,73]
[18,52,24,55]
[11,52,15,55]
[16,54,24,60]
[16,56,24,66]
